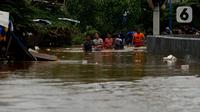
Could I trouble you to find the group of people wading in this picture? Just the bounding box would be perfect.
[83,30,145,53]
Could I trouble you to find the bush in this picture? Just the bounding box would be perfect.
[71,34,84,45]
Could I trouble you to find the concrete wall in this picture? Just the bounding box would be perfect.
[147,35,200,58]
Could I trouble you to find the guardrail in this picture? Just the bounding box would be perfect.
[147,35,200,58]
[148,34,200,38]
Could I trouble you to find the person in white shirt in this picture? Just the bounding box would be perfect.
[93,32,103,51]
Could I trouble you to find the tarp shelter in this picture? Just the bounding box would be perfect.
[0,10,9,28]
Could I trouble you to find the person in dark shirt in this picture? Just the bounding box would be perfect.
[83,34,93,53]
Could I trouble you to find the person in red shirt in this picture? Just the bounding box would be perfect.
[104,32,113,49]
[133,31,145,47]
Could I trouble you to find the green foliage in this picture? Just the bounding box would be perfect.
[84,26,98,36]
[66,0,142,33]
[71,34,84,45]
[0,0,81,46]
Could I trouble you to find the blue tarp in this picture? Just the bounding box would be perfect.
[127,31,136,35]
[0,26,4,34]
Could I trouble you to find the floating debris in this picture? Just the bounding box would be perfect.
[82,60,88,64]
[163,55,177,62]
[163,55,177,67]
[181,65,189,71]
[46,48,51,51]
[34,46,40,51]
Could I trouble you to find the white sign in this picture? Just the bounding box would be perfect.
[176,6,193,23]
[0,10,9,28]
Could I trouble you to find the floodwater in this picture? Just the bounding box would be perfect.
[1,49,200,112]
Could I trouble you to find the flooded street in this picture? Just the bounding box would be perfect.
[1,50,200,112]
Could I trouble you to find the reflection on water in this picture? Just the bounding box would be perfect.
[1,50,200,112]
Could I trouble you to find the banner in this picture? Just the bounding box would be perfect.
[0,10,9,28]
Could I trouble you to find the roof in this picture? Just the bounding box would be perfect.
[58,18,80,24]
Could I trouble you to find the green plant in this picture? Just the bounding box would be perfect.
[71,34,84,45]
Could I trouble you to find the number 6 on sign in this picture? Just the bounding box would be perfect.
[176,6,193,23]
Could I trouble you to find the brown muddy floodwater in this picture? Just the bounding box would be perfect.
[1,49,200,112]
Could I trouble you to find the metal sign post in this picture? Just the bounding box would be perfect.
[169,0,172,34]
[153,5,160,35]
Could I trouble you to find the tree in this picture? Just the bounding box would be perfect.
[65,0,96,31]
[66,0,142,33]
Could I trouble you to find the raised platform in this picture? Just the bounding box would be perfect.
[147,35,200,58]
